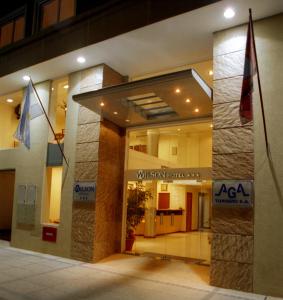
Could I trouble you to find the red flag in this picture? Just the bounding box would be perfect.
[240,16,257,124]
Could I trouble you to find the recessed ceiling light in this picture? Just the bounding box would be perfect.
[194,108,199,113]
[177,128,181,131]
[125,119,130,122]
[186,98,191,103]
[77,56,86,64]
[63,85,69,89]
[23,75,30,81]
[113,111,118,115]
[224,8,235,19]
[175,88,181,94]
[6,98,13,103]
[209,70,213,76]
[100,102,105,107]
[51,87,54,91]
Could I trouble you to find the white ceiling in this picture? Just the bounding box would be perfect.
[0,0,282,96]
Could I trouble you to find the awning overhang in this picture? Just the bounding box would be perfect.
[73,69,213,128]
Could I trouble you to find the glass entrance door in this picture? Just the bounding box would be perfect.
[125,178,212,264]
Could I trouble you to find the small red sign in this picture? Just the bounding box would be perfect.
[42,226,57,242]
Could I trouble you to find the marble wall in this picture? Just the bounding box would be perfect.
[211,25,254,292]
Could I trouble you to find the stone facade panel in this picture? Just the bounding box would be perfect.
[210,260,253,292]
[214,50,245,80]
[213,76,242,104]
[213,153,254,179]
[213,101,253,129]
[71,240,94,262]
[75,161,98,181]
[76,142,99,162]
[213,25,246,56]
[211,233,253,264]
[213,127,253,154]
[212,207,253,235]
[78,106,101,125]
[77,122,100,143]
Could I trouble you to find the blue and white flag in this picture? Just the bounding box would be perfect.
[14,82,43,149]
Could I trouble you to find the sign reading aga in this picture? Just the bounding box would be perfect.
[213,180,253,207]
[73,182,96,202]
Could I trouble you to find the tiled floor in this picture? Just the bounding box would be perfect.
[0,240,281,300]
[133,231,211,263]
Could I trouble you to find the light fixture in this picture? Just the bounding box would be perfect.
[125,119,130,122]
[209,70,213,76]
[100,102,105,107]
[210,124,213,128]
[224,8,235,19]
[194,108,199,113]
[177,128,181,131]
[6,98,13,103]
[63,85,69,89]
[23,75,30,81]
[113,111,118,115]
[77,56,86,64]
[175,88,181,94]
[186,98,191,103]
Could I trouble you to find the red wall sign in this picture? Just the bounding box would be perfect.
[42,226,57,242]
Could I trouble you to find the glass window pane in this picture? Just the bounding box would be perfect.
[41,0,59,29]
[13,17,25,42]
[0,22,13,47]
[60,0,75,21]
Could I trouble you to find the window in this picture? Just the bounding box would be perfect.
[0,16,25,48]
[41,0,75,29]
[45,167,63,224]
[0,90,23,150]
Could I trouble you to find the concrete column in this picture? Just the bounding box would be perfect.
[147,129,159,157]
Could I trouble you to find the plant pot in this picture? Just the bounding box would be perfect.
[125,237,135,251]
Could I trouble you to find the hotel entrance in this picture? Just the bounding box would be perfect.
[123,121,212,265]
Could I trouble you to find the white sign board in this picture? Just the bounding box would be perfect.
[213,180,253,207]
[73,182,96,202]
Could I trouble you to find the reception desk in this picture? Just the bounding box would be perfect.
[135,209,184,236]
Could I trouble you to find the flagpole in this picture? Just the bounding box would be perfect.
[249,8,270,158]
[30,79,69,167]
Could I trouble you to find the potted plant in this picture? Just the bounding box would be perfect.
[126,182,151,251]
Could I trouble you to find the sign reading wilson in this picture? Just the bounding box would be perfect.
[127,168,212,181]
[73,182,96,202]
[213,180,253,207]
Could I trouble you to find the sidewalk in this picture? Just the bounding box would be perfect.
[0,240,281,300]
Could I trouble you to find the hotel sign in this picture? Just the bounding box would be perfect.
[127,168,212,181]
[73,181,96,202]
[213,180,253,207]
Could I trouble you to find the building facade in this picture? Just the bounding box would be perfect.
[0,0,283,297]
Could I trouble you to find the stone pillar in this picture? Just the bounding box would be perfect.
[210,25,254,292]
[71,64,125,262]
[147,129,159,156]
